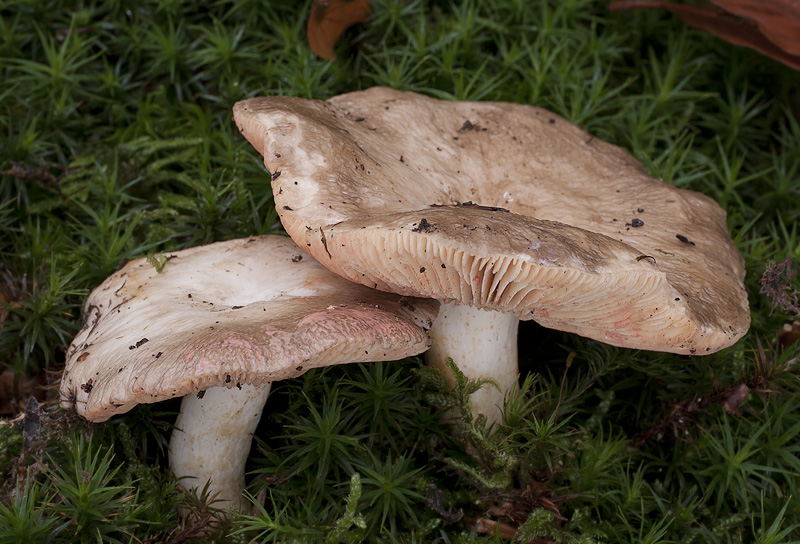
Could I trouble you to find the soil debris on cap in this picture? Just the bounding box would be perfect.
[412,218,436,233]
[458,120,479,133]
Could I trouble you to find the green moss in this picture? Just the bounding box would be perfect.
[1,0,799,541]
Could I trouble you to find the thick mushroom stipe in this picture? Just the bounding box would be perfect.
[60,235,437,508]
[169,383,271,509]
[233,87,750,424]
[427,303,519,420]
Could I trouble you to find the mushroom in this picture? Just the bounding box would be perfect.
[232,87,750,425]
[59,235,437,508]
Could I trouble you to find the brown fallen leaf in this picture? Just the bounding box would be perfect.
[716,0,800,56]
[487,501,517,519]
[465,516,556,543]
[249,488,267,517]
[723,382,750,414]
[307,0,372,60]
[464,517,520,540]
[609,1,800,71]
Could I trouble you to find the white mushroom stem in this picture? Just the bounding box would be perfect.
[168,383,271,510]
[425,301,519,427]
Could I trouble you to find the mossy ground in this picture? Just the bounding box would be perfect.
[1,0,799,542]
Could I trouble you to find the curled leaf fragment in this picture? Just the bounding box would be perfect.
[609,1,800,71]
[307,0,372,60]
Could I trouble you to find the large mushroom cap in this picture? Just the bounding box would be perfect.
[233,87,750,355]
[60,235,437,422]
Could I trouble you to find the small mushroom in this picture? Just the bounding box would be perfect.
[59,235,437,508]
[233,88,750,425]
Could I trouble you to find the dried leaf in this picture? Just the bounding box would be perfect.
[715,0,800,55]
[465,516,556,543]
[248,488,267,517]
[465,517,520,540]
[609,1,800,71]
[723,382,750,413]
[307,0,372,60]
[487,501,516,518]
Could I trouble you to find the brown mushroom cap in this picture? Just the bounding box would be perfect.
[233,88,750,355]
[60,235,437,422]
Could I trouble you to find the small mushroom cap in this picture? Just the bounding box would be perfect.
[60,235,437,422]
[233,88,750,355]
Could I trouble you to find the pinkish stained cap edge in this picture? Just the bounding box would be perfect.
[60,235,437,422]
